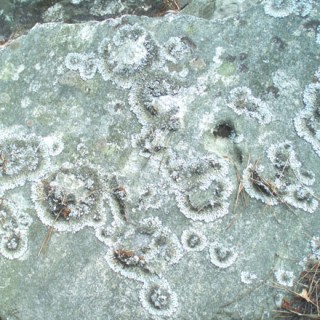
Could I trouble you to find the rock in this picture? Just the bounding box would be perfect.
[0,2,320,319]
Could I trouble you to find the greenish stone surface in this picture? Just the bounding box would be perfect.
[0,2,320,319]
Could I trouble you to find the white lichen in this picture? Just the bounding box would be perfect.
[316,26,320,45]
[0,128,51,195]
[242,163,279,206]
[165,150,230,186]
[264,0,292,18]
[181,228,208,252]
[97,24,159,87]
[291,0,313,17]
[267,141,301,172]
[102,217,183,282]
[175,175,233,222]
[209,241,238,269]
[163,37,193,64]
[0,200,32,260]
[308,236,320,260]
[42,134,64,156]
[139,280,179,318]
[129,75,187,130]
[294,82,320,158]
[65,52,98,80]
[31,162,107,232]
[241,271,258,284]
[274,269,294,287]
[282,184,318,213]
[227,87,272,124]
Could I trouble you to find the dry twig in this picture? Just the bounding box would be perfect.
[274,260,320,319]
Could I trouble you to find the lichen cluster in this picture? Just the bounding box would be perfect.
[0,129,51,195]
[0,199,32,260]
[242,141,318,212]
[294,69,320,158]
[62,23,242,317]
[1,2,320,318]
[264,0,313,18]
[227,86,272,124]
[31,162,107,232]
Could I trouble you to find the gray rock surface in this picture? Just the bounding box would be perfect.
[0,1,320,319]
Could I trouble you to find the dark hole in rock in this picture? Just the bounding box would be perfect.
[213,121,235,139]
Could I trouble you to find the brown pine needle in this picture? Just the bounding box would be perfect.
[38,225,55,256]
[38,207,64,256]
[273,260,320,319]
